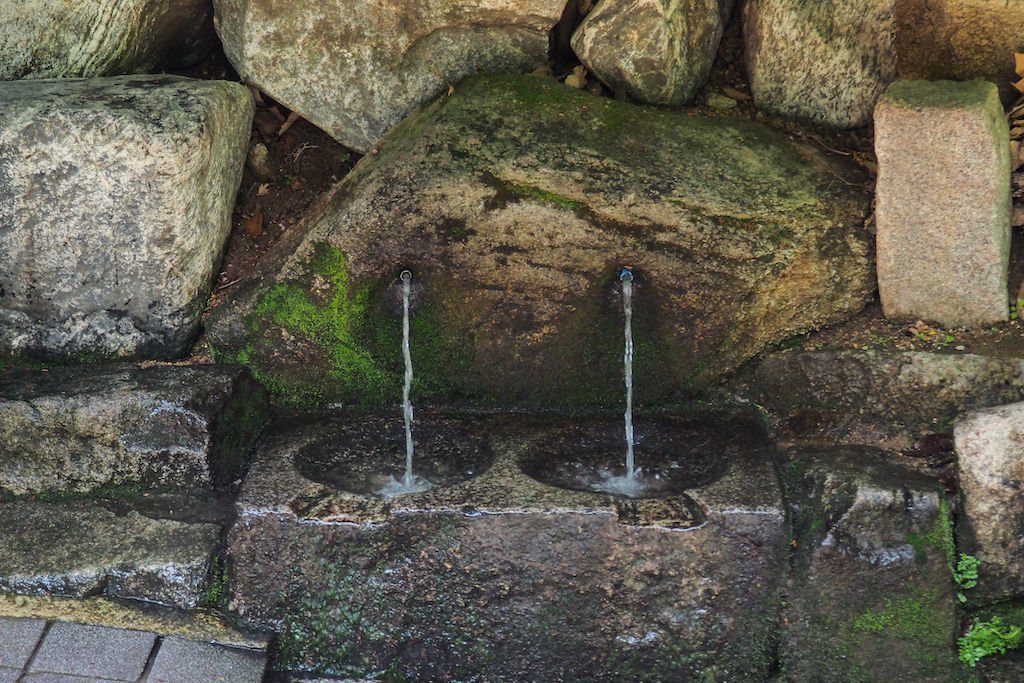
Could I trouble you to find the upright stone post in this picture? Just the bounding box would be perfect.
[875,80,1010,328]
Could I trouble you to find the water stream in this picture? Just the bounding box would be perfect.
[621,267,636,479]
[589,267,645,497]
[377,270,433,498]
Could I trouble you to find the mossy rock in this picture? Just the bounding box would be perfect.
[208,74,872,408]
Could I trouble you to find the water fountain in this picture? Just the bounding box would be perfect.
[227,267,788,680]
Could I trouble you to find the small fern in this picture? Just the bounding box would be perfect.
[959,616,1023,667]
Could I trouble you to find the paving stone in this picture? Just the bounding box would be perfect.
[0,668,20,683]
[146,636,265,683]
[0,501,220,609]
[30,623,154,681]
[23,674,117,683]
[875,80,1011,328]
[955,401,1024,603]
[0,616,45,668]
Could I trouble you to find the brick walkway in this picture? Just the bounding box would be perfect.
[0,618,265,683]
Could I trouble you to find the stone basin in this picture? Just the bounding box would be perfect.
[227,407,786,680]
[294,414,493,497]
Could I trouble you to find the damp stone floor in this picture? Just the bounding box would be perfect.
[0,618,266,683]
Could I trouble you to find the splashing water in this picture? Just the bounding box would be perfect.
[377,270,432,498]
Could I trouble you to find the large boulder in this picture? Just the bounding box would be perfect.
[571,0,723,106]
[897,0,1024,103]
[743,0,898,127]
[955,401,1024,603]
[0,76,253,360]
[782,447,958,680]
[213,0,565,153]
[0,364,268,496]
[0,0,214,80]
[875,80,1010,328]
[207,74,873,408]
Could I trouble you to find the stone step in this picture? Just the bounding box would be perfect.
[0,499,222,610]
[0,363,268,497]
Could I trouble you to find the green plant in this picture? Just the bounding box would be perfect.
[953,554,980,604]
[958,616,1023,666]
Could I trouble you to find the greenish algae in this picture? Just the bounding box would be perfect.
[882,80,1001,111]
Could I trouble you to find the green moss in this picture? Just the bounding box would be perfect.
[908,497,955,569]
[504,182,585,210]
[200,554,227,608]
[0,480,155,504]
[882,80,999,111]
[852,592,948,646]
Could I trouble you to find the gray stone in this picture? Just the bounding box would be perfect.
[207,74,872,407]
[30,623,154,681]
[0,76,253,360]
[781,447,958,680]
[0,0,214,80]
[954,401,1024,603]
[0,501,220,609]
[571,0,722,106]
[147,637,265,683]
[752,350,1024,448]
[743,0,897,127]
[0,364,268,496]
[875,80,1010,328]
[23,675,114,683]
[213,0,564,153]
[897,0,1024,103]
[0,668,18,683]
[0,617,45,668]
[227,410,787,680]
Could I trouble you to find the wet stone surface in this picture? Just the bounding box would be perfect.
[294,414,493,496]
[520,416,738,499]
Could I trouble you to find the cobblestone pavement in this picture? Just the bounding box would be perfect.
[0,617,265,683]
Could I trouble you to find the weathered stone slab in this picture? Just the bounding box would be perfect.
[0,0,214,80]
[0,76,253,360]
[897,0,1024,103]
[955,401,1024,603]
[781,447,958,680]
[0,501,219,609]
[213,0,564,153]
[0,364,268,496]
[207,74,872,407]
[753,350,1024,447]
[743,0,897,128]
[227,410,787,680]
[571,0,723,106]
[0,617,45,669]
[875,80,1010,328]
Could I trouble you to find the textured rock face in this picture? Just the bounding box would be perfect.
[955,401,1024,603]
[227,410,787,680]
[207,75,873,407]
[571,0,723,106]
[875,80,1010,328]
[754,350,1024,447]
[0,76,253,360]
[743,0,898,127]
[213,0,564,152]
[897,0,1024,102]
[0,364,268,496]
[782,447,957,680]
[0,0,214,80]
[0,501,219,609]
